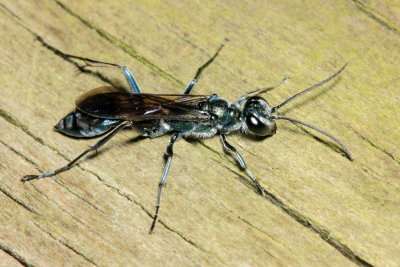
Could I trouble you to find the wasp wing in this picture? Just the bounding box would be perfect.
[76,86,212,121]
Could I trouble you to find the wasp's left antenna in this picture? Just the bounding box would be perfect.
[271,64,348,113]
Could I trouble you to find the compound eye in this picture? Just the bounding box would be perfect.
[246,114,271,136]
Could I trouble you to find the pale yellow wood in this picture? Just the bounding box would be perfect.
[0,0,399,266]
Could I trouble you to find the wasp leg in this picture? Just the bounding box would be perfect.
[79,60,141,94]
[219,133,266,197]
[183,38,228,95]
[36,36,141,94]
[22,121,131,182]
[149,133,181,233]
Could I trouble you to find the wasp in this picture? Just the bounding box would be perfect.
[24,37,352,233]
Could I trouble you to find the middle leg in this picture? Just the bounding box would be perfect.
[183,38,228,95]
[149,132,181,233]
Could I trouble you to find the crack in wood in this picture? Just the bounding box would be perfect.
[54,0,184,88]
[210,158,374,267]
[97,180,206,251]
[34,222,98,266]
[0,184,39,215]
[0,2,387,265]
[351,0,400,35]
[0,120,104,214]
[0,134,107,239]
[0,108,47,147]
[27,181,104,239]
[0,241,34,267]
[1,103,203,249]
[54,179,105,214]
[348,124,399,164]
[0,106,204,250]
[328,111,400,165]
[34,35,128,92]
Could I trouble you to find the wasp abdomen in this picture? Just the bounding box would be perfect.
[54,110,121,138]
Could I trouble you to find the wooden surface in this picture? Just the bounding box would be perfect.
[0,1,399,266]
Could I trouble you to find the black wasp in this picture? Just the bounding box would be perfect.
[24,37,353,233]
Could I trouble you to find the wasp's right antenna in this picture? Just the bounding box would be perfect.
[236,76,288,105]
[271,115,353,161]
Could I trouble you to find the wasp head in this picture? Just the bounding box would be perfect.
[242,96,276,137]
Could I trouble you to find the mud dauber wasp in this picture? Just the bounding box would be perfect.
[24,37,352,233]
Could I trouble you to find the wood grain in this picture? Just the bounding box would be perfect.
[0,0,399,266]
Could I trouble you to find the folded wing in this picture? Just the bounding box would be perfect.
[76,86,212,121]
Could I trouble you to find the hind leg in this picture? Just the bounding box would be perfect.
[22,121,131,181]
[36,36,142,93]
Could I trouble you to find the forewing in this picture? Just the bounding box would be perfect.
[75,86,122,103]
[76,89,212,121]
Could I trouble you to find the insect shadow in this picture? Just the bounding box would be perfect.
[24,37,353,233]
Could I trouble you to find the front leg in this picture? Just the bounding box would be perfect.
[219,133,266,197]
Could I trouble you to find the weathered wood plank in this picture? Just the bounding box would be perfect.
[0,0,399,266]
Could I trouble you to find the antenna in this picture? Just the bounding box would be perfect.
[272,64,347,113]
[271,115,353,161]
[235,76,288,105]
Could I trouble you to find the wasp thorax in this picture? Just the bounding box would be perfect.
[243,96,276,136]
[208,98,229,120]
